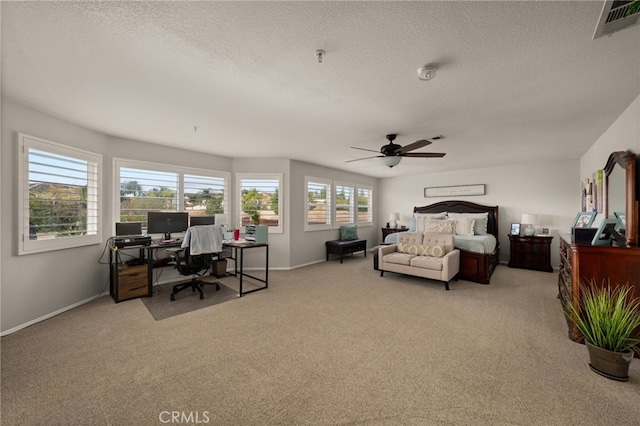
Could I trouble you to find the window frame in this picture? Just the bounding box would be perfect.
[305,176,333,231]
[333,181,356,228]
[18,133,102,255]
[236,173,283,233]
[113,158,230,234]
[356,184,373,227]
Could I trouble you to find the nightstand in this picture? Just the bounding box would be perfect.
[508,235,553,272]
[381,227,403,241]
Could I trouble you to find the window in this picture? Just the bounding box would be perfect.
[334,182,355,226]
[18,133,102,255]
[305,177,332,231]
[237,173,283,233]
[115,159,229,231]
[356,185,373,225]
[304,178,374,231]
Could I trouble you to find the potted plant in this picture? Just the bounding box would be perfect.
[250,210,261,225]
[564,281,640,381]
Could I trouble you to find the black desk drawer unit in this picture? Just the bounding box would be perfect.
[325,239,367,263]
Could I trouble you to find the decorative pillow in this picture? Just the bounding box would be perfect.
[340,225,358,241]
[424,219,455,234]
[472,218,488,235]
[414,212,447,232]
[397,243,446,257]
[454,217,475,236]
[447,212,489,235]
[409,217,417,232]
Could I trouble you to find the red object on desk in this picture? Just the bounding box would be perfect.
[234,229,240,240]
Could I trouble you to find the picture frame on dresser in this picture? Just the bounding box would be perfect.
[613,211,626,230]
[591,219,626,246]
[572,211,596,228]
[510,223,521,236]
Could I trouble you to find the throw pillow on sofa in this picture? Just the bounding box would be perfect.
[397,242,446,257]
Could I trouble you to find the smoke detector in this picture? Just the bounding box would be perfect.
[417,65,437,81]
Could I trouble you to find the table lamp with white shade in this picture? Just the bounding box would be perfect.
[389,212,400,229]
[521,213,538,236]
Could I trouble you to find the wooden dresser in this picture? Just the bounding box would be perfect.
[558,233,640,354]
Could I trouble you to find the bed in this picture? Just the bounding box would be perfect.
[410,200,500,284]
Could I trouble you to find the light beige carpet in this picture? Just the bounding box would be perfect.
[2,258,639,425]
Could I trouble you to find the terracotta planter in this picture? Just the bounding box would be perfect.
[585,341,634,381]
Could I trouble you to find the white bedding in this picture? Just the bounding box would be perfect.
[384,232,497,255]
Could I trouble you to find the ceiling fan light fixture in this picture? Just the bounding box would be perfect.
[417,65,437,81]
[381,156,402,168]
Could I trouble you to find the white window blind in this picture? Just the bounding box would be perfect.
[119,167,179,228]
[183,174,227,216]
[18,133,102,255]
[334,182,355,226]
[237,173,282,233]
[115,159,229,231]
[357,185,373,225]
[305,177,332,231]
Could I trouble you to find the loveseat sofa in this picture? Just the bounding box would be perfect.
[378,232,460,290]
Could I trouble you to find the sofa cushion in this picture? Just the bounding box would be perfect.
[396,232,426,246]
[410,255,444,271]
[382,252,415,266]
[424,219,455,234]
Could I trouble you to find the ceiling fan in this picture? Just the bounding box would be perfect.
[347,134,446,168]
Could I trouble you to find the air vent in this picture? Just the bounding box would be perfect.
[593,0,640,39]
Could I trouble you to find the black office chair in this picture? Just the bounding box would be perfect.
[169,247,220,301]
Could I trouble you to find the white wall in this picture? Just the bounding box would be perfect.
[0,100,378,333]
[1,100,235,334]
[289,160,378,267]
[378,160,579,267]
[580,95,640,227]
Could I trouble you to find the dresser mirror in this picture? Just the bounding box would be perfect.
[604,150,637,246]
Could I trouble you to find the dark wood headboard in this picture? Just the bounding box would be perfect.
[414,200,499,241]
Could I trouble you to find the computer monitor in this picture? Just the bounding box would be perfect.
[190,215,216,226]
[147,211,189,240]
[115,222,142,236]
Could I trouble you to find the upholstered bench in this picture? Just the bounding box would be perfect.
[325,239,367,263]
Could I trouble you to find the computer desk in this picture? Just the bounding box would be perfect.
[223,241,269,296]
[146,240,268,297]
[146,240,183,292]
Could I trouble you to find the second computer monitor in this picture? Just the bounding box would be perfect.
[147,211,189,240]
[190,215,216,226]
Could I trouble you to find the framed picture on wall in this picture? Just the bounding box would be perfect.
[510,223,521,236]
[572,212,596,228]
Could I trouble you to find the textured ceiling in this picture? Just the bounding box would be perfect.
[2,1,639,178]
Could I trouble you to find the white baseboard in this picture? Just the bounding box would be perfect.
[1,290,109,337]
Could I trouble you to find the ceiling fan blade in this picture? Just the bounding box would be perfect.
[402,152,446,158]
[345,155,383,163]
[350,146,381,153]
[396,139,431,154]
